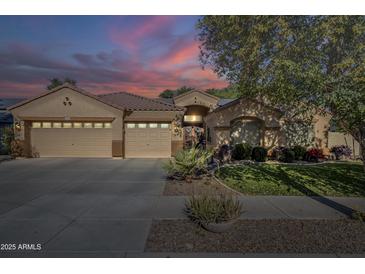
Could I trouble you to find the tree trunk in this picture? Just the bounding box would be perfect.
[360,127,365,172]
[361,142,365,172]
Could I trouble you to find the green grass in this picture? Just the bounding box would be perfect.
[216,162,365,197]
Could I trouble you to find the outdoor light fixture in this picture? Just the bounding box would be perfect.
[14,122,21,131]
[184,115,202,123]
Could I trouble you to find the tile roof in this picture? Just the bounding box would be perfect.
[8,84,125,111]
[6,84,183,112]
[217,98,235,107]
[99,92,184,111]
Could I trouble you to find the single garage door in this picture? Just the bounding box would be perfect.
[125,122,171,158]
[31,121,112,157]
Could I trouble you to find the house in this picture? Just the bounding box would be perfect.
[8,84,185,158]
[0,98,24,153]
[8,84,358,158]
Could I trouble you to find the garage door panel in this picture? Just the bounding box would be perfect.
[125,126,171,158]
[31,128,112,157]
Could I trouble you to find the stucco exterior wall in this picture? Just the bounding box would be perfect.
[313,113,331,148]
[328,132,361,157]
[174,91,219,109]
[10,87,125,157]
[205,99,283,147]
[205,99,282,129]
[124,110,180,122]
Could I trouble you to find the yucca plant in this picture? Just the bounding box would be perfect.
[163,147,213,181]
[185,194,243,225]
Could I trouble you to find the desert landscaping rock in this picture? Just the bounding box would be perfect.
[146,219,365,254]
[163,178,235,196]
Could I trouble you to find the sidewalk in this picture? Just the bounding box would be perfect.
[154,195,365,220]
[237,195,365,219]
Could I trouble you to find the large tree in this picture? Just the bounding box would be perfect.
[47,77,77,90]
[206,85,240,99]
[197,15,365,169]
[158,86,195,98]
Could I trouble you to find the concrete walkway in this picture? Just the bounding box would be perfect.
[0,158,364,257]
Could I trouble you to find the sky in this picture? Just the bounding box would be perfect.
[0,16,228,98]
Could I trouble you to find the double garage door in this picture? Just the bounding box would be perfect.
[31,122,112,157]
[30,121,171,158]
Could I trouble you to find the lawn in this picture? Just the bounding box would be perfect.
[216,162,365,197]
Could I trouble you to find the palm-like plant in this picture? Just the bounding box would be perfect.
[163,147,213,181]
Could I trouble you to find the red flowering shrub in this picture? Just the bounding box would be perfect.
[304,148,323,162]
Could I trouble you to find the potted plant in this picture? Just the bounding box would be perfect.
[185,194,243,233]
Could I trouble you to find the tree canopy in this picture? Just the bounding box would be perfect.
[47,78,77,90]
[197,16,365,168]
[158,86,195,98]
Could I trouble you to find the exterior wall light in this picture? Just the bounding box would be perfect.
[184,115,202,123]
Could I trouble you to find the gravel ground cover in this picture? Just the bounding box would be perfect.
[163,177,234,196]
[146,219,365,254]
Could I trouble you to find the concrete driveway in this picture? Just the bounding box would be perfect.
[0,158,185,257]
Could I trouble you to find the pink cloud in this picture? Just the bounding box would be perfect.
[0,81,44,98]
[151,40,200,70]
[109,16,177,53]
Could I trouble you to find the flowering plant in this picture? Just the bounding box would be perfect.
[330,145,352,160]
[304,148,323,162]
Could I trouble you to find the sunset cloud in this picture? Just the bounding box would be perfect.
[0,16,228,99]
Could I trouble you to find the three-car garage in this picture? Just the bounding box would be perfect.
[8,85,183,159]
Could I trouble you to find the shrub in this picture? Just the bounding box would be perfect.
[272,146,296,163]
[163,147,214,180]
[10,140,24,158]
[251,146,268,162]
[271,146,285,161]
[185,194,243,224]
[0,127,14,155]
[232,143,252,160]
[282,148,295,163]
[217,144,231,163]
[330,145,352,160]
[292,145,307,161]
[304,148,323,162]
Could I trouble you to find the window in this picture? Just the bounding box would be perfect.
[207,127,211,143]
[127,123,136,129]
[42,122,52,128]
[53,122,62,128]
[84,122,93,128]
[160,123,169,129]
[32,122,41,128]
[94,122,103,129]
[104,122,112,129]
[73,122,82,128]
[149,123,158,128]
[138,123,147,128]
[63,122,72,128]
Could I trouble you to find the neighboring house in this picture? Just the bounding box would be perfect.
[8,84,359,158]
[0,98,24,153]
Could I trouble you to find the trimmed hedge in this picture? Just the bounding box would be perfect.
[282,148,295,163]
[232,143,252,160]
[292,145,307,160]
[251,146,268,162]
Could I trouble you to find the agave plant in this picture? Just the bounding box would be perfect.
[163,147,213,180]
[185,194,243,225]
